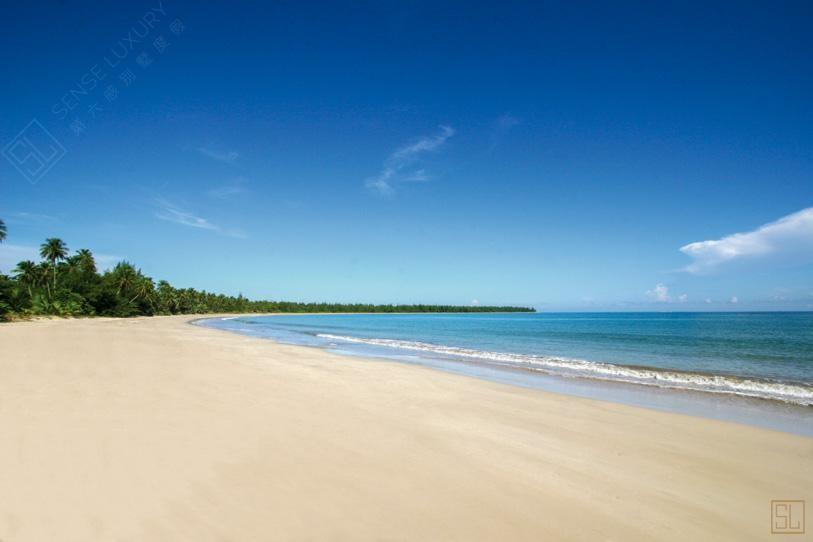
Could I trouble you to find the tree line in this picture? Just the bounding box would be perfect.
[0,222,534,320]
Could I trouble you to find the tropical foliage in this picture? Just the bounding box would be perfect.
[0,226,534,320]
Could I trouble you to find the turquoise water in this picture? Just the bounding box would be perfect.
[201,312,813,406]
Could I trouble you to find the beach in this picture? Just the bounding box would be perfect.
[1,315,811,541]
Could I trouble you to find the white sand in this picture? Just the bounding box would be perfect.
[1,315,810,541]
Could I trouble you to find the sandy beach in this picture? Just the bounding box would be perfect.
[0,315,810,541]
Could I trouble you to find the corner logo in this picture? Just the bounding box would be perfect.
[2,118,66,184]
[772,500,805,534]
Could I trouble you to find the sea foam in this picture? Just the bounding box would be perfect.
[317,333,813,406]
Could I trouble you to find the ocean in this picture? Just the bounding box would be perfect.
[199,312,813,434]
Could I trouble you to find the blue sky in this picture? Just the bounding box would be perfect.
[1,1,812,310]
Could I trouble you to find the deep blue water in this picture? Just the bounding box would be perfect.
[200,312,813,406]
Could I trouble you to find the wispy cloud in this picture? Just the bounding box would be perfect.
[680,207,813,274]
[489,113,520,150]
[366,168,397,196]
[197,146,239,163]
[401,169,430,183]
[154,199,246,238]
[389,125,455,162]
[155,199,218,231]
[206,178,248,199]
[365,125,455,196]
[1,211,59,225]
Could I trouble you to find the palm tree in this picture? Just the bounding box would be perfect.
[111,262,135,293]
[157,280,179,313]
[64,255,81,276]
[75,249,97,274]
[40,238,68,292]
[130,277,155,305]
[35,262,53,299]
[0,218,6,243]
[13,260,38,298]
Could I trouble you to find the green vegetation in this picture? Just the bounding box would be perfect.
[0,226,534,320]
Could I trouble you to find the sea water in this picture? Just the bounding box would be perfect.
[198,312,813,435]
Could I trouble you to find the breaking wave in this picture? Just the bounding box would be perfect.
[317,333,813,406]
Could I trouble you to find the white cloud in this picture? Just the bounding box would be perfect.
[680,207,813,273]
[678,294,688,303]
[646,283,671,302]
[471,299,480,306]
[154,199,246,238]
[705,298,712,304]
[365,125,454,196]
[730,296,739,304]
[197,146,239,163]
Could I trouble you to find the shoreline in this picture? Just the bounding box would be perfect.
[197,314,813,436]
[1,315,811,540]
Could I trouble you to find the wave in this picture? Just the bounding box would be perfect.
[316,333,813,406]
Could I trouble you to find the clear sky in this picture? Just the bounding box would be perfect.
[1,1,812,310]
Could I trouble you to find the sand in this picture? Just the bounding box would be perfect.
[0,315,810,541]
